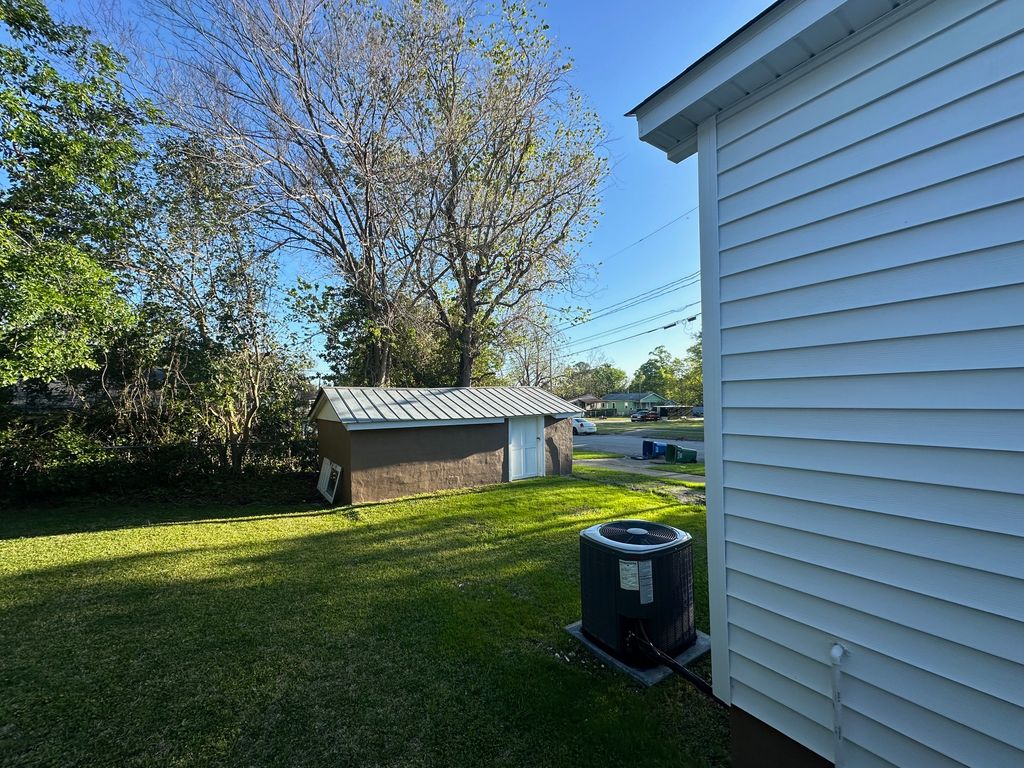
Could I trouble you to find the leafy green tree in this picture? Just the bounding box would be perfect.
[628,340,702,406]
[676,333,703,406]
[291,281,461,388]
[123,135,308,472]
[0,0,152,385]
[556,361,627,399]
[630,346,675,395]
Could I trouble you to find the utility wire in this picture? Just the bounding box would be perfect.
[589,204,700,265]
[566,313,701,358]
[581,273,700,324]
[556,270,700,332]
[563,299,702,349]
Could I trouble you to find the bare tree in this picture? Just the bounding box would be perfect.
[414,3,607,385]
[147,0,447,385]
[501,303,562,388]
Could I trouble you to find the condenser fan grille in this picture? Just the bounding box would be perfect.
[598,520,678,547]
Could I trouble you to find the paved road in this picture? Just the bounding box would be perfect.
[573,432,705,461]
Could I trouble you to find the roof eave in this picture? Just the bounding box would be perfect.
[627,0,903,162]
[307,388,334,422]
[624,0,786,118]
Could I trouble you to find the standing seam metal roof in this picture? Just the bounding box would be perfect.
[313,386,582,425]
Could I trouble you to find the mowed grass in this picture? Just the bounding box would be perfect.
[649,462,706,477]
[571,449,624,460]
[593,418,704,441]
[0,478,726,767]
[573,465,706,492]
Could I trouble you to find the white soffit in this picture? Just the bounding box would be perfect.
[627,0,908,161]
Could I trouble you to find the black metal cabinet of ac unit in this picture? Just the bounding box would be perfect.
[579,520,695,666]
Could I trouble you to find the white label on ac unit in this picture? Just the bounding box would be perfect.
[618,559,639,591]
[638,560,654,604]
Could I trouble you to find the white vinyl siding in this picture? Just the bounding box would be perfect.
[706,0,1024,765]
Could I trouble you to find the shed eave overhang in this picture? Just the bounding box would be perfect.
[344,417,506,431]
[341,413,582,431]
[627,0,908,162]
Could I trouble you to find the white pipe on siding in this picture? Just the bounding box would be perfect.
[831,642,847,767]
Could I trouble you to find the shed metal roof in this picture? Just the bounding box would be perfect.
[310,386,582,430]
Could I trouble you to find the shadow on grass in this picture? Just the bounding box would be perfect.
[0,471,328,540]
[0,500,335,540]
[0,476,726,768]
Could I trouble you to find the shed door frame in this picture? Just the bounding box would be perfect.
[508,416,544,480]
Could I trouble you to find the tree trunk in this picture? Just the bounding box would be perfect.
[231,440,245,474]
[457,323,474,386]
[366,339,392,386]
[458,348,473,386]
[455,289,477,386]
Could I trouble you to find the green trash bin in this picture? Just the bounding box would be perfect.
[666,444,697,463]
[672,446,698,463]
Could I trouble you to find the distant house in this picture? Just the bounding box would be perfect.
[596,391,673,416]
[567,394,601,412]
[629,0,1024,766]
[309,386,580,505]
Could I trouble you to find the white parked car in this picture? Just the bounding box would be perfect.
[572,417,597,435]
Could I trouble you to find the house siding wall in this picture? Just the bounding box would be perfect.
[706,0,1024,765]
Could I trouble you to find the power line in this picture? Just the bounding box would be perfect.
[556,270,700,332]
[588,204,700,265]
[584,272,700,322]
[563,299,702,349]
[566,313,701,358]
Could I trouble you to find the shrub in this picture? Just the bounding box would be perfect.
[0,413,317,505]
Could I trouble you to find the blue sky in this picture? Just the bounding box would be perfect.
[541,0,773,375]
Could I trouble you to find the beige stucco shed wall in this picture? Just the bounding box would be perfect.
[317,416,573,505]
[544,416,573,477]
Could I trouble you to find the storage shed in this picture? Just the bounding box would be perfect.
[630,0,1024,766]
[309,386,580,505]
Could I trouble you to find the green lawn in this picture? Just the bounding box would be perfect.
[572,465,706,492]
[571,449,624,460]
[593,418,704,441]
[648,462,706,477]
[0,478,725,767]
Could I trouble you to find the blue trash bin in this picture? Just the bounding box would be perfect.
[653,441,667,457]
[642,439,654,459]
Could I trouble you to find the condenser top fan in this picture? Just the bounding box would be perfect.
[579,519,695,666]
[587,520,682,549]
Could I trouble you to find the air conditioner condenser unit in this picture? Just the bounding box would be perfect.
[579,519,695,667]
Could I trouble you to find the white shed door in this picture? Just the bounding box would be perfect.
[508,416,543,480]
